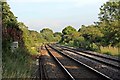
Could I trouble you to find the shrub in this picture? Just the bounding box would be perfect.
[103,52,112,55]
[74,36,85,48]
[68,41,74,47]
[89,43,100,51]
[2,47,36,78]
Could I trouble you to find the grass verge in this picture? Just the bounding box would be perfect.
[100,46,120,57]
[2,47,37,78]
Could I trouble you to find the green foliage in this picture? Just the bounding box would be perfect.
[2,2,22,51]
[2,48,36,78]
[99,1,120,21]
[98,1,120,46]
[79,25,104,43]
[62,26,77,35]
[2,2,18,28]
[61,26,78,44]
[60,1,120,56]
[18,22,41,55]
[60,25,103,52]
[89,43,100,51]
[73,36,85,47]
[40,28,55,42]
[103,52,112,55]
[40,28,61,42]
[2,2,36,78]
[68,41,74,47]
[40,28,53,33]
[98,20,120,46]
[54,32,62,42]
[2,1,120,78]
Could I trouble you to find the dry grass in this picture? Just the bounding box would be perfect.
[100,46,120,56]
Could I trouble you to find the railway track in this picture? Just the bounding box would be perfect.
[54,44,120,69]
[46,45,111,80]
[39,55,49,80]
[55,44,120,62]
[39,46,71,79]
[45,46,75,80]
[49,44,120,79]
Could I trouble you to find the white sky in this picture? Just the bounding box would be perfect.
[7,0,108,32]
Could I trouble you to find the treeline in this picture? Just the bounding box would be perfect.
[18,22,61,54]
[59,1,120,55]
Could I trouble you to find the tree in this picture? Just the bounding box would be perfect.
[62,26,77,35]
[54,32,62,37]
[98,20,120,46]
[78,25,86,32]
[79,25,104,43]
[2,2,18,28]
[74,36,85,48]
[2,2,22,50]
[61,26,77,44]
[40,28,55,42]
[54,32,62,42]
[99,1,120,22]
[40,28,53,34]
[98,1,120,46]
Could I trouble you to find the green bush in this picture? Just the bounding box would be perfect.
[89,43,99,51]
[103,52,112,55]
[2,47,36,78]
[68,41,74,47]
[74,36,85,48]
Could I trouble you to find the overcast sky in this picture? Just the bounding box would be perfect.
[7,0,108,32]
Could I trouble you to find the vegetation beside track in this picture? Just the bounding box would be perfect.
[59,1,120,56]
[2,1,61,78]
[1,0,120,78]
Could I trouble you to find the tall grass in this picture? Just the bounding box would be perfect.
[100,46,120,56]
[2,47,36,78]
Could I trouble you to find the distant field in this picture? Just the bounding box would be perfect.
[100,46,120,56]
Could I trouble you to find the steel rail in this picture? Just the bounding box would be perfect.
[56,44,120,62]
[39,55,49,80]
[45,46,75,80]
[49,45,113,80]
[55,45,120,69]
